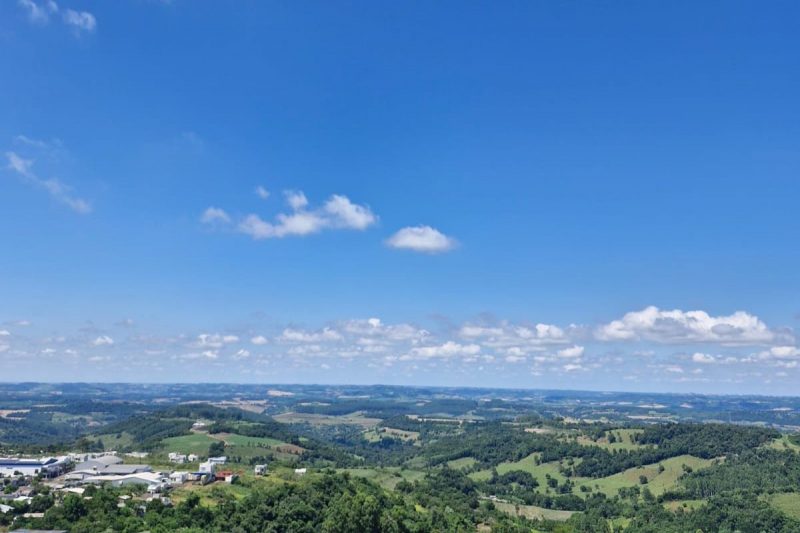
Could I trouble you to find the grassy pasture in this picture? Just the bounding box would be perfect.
[492,500,574,521]
[161,433,217,455]
[475,451,714,499]
[589,455,713,497]
[339,467,426,490]
[274,411,381,428]
[766,492,800,520]
[495,454,582,486]
[94,431,135,451]
[766,434,800,453]
[664,499,706,512]
[214,433,286,447]
[363,426,420,444]
[447,457,478,470]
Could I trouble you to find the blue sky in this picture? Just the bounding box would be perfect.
[1,1,799,394]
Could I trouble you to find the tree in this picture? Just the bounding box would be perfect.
[208,440,225,457]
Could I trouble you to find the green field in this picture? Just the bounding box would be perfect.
[470,452,714,499]
[590,455,713,497]
[161,433,217,455]
[216,433,286,447]
[339,467,426,490]
[447,457,478,470]
[492,500,575,521]
[766,492,800,520]
[767,434,800,453]
[496,454,581,486]
[664,499,706,512]
[274,411,382,428]
[94,431,135,451]
[363,426,420,443]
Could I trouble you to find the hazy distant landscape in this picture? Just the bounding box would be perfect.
[1,383,800,531]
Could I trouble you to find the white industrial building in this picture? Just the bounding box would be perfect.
[0,456,71,478]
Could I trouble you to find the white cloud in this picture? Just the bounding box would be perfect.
[237,214,274,239]
[17,0,58,23]
[17,1,96,35]
[236,191,376,240]
[195,333,239,348]
[596,306,779,345]
[664,365,684,374]
[692,352,716,364]
[234,349,250,359]
[562,363,585,372]
[285,190,309,210]
[407,341,480,360]
[5,150,91,214]
[386,225,456,253]
[557,345,584,359]
[769,346,800,358]
[341,318,429,343]
[759,346,800,360]
[92,335,114,347]
[255,186,270,200]
[201,207,231,224]
[63,9,96,33]
[278,327,342,343]
[323,195,377,230]
[0,330,10,336]
[15,135,61,149]
[250,335,268,345]
[459,322,569,350]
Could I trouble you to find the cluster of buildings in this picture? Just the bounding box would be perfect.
[0,450,246,498]
[167,452,199,464]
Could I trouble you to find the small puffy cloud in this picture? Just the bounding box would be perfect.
[237,214,273,238]
[255,186,270,200]
[323,195,377,230]
[459,322,569,350]
[234,349,250,359]
[692,352,716,364]
[178,350,218,360]
[250,335,269,345]
[408,341,480,360]
[386,225,456,253]
[557,345,584,359]
[278,327,342,343]
[63,9,96,33]
[236,191,376,240]
[664,365,684,374]
[562,363,585,372]
[92,335,114,347]
[195,333,239,348]
[201,207,231,224]
[769,346,800,358]
[341,318,429,343]
[596,306,779,345]
[285,190,309,210]
[759,346,800,360]
[0,330,10,336]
